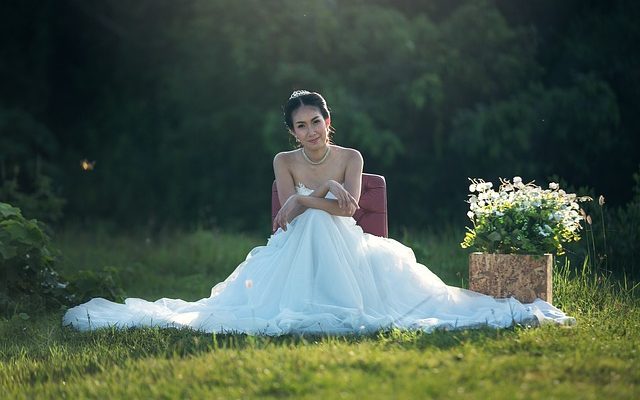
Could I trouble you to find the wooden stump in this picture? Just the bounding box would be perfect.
[468,252,553,304]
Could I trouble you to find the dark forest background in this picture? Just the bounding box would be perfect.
[1,0,639,234]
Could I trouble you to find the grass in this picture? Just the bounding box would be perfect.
[54,226,264,300]
[1,227,639,399]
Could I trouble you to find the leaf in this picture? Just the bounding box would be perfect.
[1,220,29,243]
[0,203,21,218]
[487,231,502,242]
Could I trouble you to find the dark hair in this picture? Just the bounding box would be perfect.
[283,90,332,131]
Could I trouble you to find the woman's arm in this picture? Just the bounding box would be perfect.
[273,152,297,207]
[296,195,357,216]
[272,149,364,231]
[300,149,363,215]
[273,153,306,231]
[341,148,364,205]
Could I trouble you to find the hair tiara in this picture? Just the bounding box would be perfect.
[289,90,312,100]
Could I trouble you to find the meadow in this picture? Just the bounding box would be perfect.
[1,228,638,399]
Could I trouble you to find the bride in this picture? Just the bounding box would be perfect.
[63,90,574,335]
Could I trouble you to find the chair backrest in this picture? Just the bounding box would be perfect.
[271,173,388,237]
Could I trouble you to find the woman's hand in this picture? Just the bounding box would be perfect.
[273,194,300,232]
[327,180,359,211]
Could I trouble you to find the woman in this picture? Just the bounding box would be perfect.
[63,90,573,335]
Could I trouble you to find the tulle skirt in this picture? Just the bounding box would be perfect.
[63,209,574,335]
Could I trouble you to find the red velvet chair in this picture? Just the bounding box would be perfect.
[271,173,388,237]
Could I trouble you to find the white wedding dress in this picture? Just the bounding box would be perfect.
[63,185,574,335]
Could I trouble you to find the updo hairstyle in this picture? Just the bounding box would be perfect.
[283,90,335,139]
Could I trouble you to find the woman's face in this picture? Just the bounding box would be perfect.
[290,105,330,149]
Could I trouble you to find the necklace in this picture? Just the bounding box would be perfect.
[301,146,330,165]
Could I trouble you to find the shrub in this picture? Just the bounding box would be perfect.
[0,202,71,315]
[66,266,126,304]
[0,169,65,224]
[0,203,128,316]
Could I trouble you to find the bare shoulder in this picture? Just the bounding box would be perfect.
[273,149,299,168]
[332,145,363,166]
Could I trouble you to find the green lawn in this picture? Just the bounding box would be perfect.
[1,228,638,399]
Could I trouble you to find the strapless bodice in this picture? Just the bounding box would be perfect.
[295,183,314,195]
[295,183,337,199]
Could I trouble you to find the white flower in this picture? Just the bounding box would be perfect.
[462,176,590,254]
[469,183,476,192]
[538,228,550,237]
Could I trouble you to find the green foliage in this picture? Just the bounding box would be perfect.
[65,267,126,304]
[573,166,640,279]
[0,203,128,315]
[0,170,65,224]
[607,168,640,276]
[0,107,65,223]
[451,75,620,181]
[1,0,639,230]
[54,227,262,301]
[0,202,70,315]
[461,178,591,255]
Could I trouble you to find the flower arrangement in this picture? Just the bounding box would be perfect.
[461,177,592,255]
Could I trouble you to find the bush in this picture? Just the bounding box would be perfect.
[0,202,71,315]
[66,266,126,304]
[0,170,65,224]
[0,203,128,317]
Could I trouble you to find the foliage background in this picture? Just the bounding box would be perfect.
[1,0,638,234]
